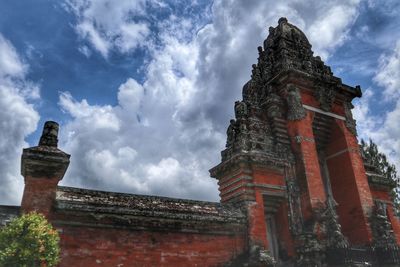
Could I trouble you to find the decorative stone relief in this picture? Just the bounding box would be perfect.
[296,232,324,267]
[295,199,349,266]
[314,84,336,112]
[319,201,349,249]
[234,101,248,119]
[370,200,397,248]
[286,85,306,121]
[226,119,237,148]
[249,245,276,266]
[266,92,284,118]
[285,169,303,235]
[344,101,357,136]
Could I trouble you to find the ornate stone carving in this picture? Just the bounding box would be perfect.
[285,167,303,235]
[234,101,248,119]
[214,17,393,267]
[249,245,276,266]
[296,232,324,267]
[295,200,348,266]
[226,119,237,148]
[286,85,306,121]
[344,101,357,135]
[266,92,284,118]
[251,64,262,89]
[360,140,397,189]
[314,84,336,112]
[319,201,349,249]
[258,17,337,80]
[370,200,397,248]
[222,56,293,161]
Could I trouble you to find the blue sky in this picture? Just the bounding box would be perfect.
[0,0,399,205]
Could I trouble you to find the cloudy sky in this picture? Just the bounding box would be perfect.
[0,0,399,205]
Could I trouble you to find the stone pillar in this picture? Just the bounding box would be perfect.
[21,121,70,217]
[210,155,288,265]
[211,158,269,249]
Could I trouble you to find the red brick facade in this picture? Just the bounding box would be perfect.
[17,18,400,266]
[58,227,244,267]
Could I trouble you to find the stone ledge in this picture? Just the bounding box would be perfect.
[54,186,246,233]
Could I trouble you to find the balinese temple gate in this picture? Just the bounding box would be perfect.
[1,17,399,267]
[210,17,400,266]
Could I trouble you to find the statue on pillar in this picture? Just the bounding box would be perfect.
[286,85,306,121]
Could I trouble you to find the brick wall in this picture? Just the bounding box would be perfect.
[57,226,245,267]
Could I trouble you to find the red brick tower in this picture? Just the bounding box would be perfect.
[210,17,400,266]
[21,121,70,217]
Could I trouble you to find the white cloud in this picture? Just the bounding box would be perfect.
[66,0,361,60]
[116,23,149,53]
[0,34,27,78]
[354,40,400,171]
[117,78,144,113]
[78,45,92,57]
[58,73,220,200]
[76,22,110,57]
[0,33,40,205]
[307,2,360,59]
[65,0,149,57]
[58,0,365,201]
[374,40,400,100]
[59,91,120,131]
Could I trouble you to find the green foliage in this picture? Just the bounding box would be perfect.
[0,212,60,267]
[360,139,398,182]
[360,139,400,214]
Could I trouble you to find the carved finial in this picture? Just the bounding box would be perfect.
[269,26,274,34]
[278,17,288,24]
[39,121,59,147]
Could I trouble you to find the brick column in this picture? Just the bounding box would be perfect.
[21,121,70,217]
[210,158,269,250]
[210,155,288,262]
[287,110,327,219]
[341,121,374,213]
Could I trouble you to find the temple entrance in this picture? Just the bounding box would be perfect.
[266,214,279,260]
[318,151,337,207]
[312,112,370,244]
[313,112,338,206]
[263,193,287,263]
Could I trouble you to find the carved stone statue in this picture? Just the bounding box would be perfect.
[226,119,237,148]
[286,85,306,120]
[315,84,335,112]
[296,232,323,267]
[320,202,349,249]
[286,178,302,235]
[344,101,357,135]
[371,200,397,248]
[234,101,248,119]
[266,92,283,118]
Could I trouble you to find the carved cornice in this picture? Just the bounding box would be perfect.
[367,172,397,190]
[210,152,287,179]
